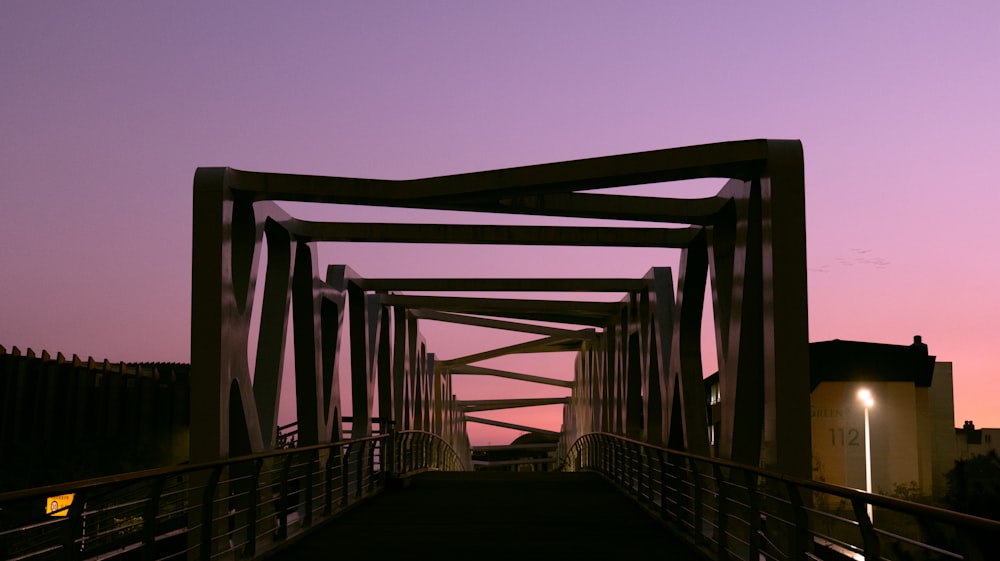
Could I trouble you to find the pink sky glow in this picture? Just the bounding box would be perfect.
[3,2,999,445]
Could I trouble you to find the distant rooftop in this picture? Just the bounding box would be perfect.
[809,335,935,390]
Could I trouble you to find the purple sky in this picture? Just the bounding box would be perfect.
[3,2,999,444]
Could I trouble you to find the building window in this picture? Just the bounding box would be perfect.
[709,382,720,405]
[987,434,992,444]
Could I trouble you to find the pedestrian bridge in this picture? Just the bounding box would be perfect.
[3,140,998,559]
[1,431,996,560]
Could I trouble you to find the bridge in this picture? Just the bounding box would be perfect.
[1,140,997,560]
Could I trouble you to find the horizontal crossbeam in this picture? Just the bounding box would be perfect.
[446,365,574,388]
[382,294,619,326]
[464,416,560,438]
[355,277,646,292]
[412,310,597,341]
[233,139,772,208]
[483,192,729,225]
[439,334,585,367]
[471,443,559,452]
[458,397,570,412]
[286,220,698,248]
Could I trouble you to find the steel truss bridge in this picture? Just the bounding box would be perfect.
[2,140,997,560]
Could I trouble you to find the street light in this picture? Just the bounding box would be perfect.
[858,388,874,521]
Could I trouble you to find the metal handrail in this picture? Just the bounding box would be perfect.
[0,430,464,561]
[565,432,1000,561]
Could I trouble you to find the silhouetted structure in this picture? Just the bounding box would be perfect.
[191,139,810,479]
[0,345,189,491]
[2,140,999,561]
[471,432,559,471]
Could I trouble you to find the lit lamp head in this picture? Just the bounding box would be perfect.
[858,388,874,408]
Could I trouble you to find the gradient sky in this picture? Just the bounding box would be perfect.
[3,2,999,445]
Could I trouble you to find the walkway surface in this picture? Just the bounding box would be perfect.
[267,471,706,560]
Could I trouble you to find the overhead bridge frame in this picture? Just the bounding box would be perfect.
[191,138,811,478]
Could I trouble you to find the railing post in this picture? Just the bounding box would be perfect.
[610,435,617,477]
[371,439,377,492]
[324,444,339,515]
[743,469,761,561]
[783,481,811,558]
[355,441,366,498]
[199,466,223,561]
[276,454,294,540]
[636,444,646,501]
[243,459,263,558]
[141,476,164,561]
[655,449,666,517]
[631,442,640,497]
[302,450,316,527]
[690,457,705,546]
[712,463,729,560]
[851,497,880,560]
[63,489,86,561]
[342,442,353,506]
[639,445,650,506]
[626,441,635,495]
[387,433,397,475]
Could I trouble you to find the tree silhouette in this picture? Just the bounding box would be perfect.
[945,450,1000,520]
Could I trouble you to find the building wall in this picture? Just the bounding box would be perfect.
[810,362,956,499]
[925,363,956,497]
[955,423,1000,460]
[811,381,919,493]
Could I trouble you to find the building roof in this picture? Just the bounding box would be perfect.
[702,336,937,391]
[809,336,935,390]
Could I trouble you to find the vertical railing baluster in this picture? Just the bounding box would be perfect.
[712,463,729,559]
[342,442,353,506]
[852,497,880,560]
[324,445,338,515]
[744,470,761,561]
[691,457,705,547]
[141,477,164,561]
[200,466,223,561]
[303,450,316,527]
[63,489,85,561]
[784,480,810,559]
[243,459,263,558]
[276,455,294,540]
[355,440,365,498]
[656,449,669,519]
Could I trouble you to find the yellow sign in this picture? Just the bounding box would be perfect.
[46,493,74,517]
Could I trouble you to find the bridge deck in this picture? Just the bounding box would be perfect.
[267,471,704,560]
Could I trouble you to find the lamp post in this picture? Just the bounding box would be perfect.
[858,388,874,520]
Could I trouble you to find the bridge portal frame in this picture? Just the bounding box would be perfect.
[191,139,810,478]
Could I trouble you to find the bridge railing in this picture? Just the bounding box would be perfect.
[0,430,465,561]
[565,432,999,561]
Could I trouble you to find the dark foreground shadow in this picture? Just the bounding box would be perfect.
[266,471,706,560]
